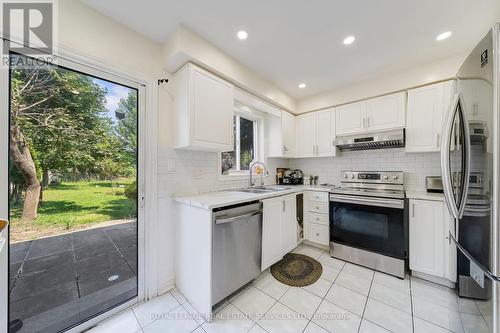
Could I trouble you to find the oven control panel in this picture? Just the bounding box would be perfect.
[341,171,404,185]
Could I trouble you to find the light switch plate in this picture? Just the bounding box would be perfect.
[470,261,485,288]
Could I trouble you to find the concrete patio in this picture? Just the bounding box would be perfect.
[9,221,137,333]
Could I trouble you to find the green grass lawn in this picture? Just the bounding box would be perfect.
[10,179,136,229]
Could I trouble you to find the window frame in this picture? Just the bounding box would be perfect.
[219,107,264,179]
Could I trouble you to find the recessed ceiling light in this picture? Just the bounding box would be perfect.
[298,83,306,89]
[436,31,452,41]
[343,36,356,45]
[237,30,248,40]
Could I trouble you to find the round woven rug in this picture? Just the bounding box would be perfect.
[271,253,322,287]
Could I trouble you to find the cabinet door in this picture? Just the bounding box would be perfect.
[190,66,234,150]
[262,197,284,270]
[406,81,455,153]
[282,194,298,254]
[409,200,445,278]
[365,92,406,132]
[335,101,366,136]
[295,113,316,157]
[282,111,296,157]
[316,109,334,157]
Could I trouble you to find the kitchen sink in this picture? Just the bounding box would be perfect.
[235,185,291,193]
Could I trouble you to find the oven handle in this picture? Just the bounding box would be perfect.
[329,194,404,209]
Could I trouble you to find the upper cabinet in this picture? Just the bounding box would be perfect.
[266,111,296,157]
[282,112,296,157]
[171,63,234,152]
[365,92,406,131]
[295,113,316,157]
[406,80,456,153]
[335,101,365,136]
[335,92,406,136]
[296,108,336,158]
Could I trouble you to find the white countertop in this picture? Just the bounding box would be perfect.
[174,185,332,210]
[406,190,445,202]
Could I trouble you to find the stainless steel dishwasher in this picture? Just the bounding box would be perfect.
[212,201,262,306]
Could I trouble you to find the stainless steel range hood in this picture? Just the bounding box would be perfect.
[333,129,405,151]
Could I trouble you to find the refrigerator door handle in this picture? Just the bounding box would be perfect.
[457,95,471,219]
[441,93,460,220]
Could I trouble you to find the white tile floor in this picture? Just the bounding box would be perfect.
[88,244,492,333]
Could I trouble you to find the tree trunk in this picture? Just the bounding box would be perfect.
[42,169,49,188]
[9,126,40,220]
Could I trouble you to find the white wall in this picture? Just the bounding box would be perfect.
[297,52,468,113]
[290,150,441,192]
[162,27,296,113]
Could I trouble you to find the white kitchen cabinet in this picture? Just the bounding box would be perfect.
[409,199,456,283]
[261,194,298,270]
[265,111,296,157]
[304,191,329,246]
[282,111,296,157]
[336,93,405,136]
[296,108,336,158]
[282,194,298,254]
[172,63,234,152]
[296,113,316,157]
[365,92,406,132]
[406,80,456,153]
[316,109,336,157]
[336,101,366,136]
[262,196,284,270]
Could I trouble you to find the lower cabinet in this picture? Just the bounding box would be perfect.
[261,194,297,270]
[304,191,330,246]
[409,199,456,283]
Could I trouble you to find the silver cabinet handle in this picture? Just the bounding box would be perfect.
[367,117,370,128]
[362,117,366,128]
[215,210,262,224]
[412,203,415,218]
[437,133,440,148]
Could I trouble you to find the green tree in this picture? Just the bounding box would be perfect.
[10,55,107,219]
[115,91,137,164]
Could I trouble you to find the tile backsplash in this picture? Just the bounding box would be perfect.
[288,148,441,192]
[157,148,289,199]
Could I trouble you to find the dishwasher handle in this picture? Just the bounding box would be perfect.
[215,209,262,225]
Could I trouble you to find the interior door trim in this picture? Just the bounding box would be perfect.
[3,44,148,333]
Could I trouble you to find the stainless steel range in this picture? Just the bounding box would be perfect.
[329,171,406,278]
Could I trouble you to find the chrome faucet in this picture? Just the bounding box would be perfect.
[249,161,268,187]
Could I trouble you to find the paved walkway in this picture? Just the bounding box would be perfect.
[9,221,137,333]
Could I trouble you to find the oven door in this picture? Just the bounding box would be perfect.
[329,194,405,259]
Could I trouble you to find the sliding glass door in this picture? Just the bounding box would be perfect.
[5,52,144,333]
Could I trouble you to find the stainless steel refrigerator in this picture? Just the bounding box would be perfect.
[441,23,500,332]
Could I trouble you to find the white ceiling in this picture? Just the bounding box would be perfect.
[82,0,500,99]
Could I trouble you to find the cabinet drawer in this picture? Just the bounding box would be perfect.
[308,223,329,245]
[308,201,328,214]
[308,212,329,226]
[308,191,329,203]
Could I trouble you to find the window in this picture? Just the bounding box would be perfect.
[221,113,259,175]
